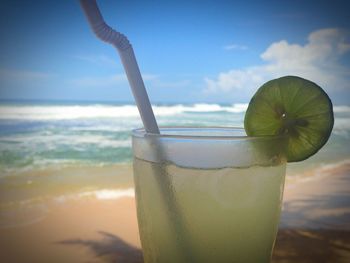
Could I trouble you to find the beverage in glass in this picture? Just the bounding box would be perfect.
[132,127,286,263]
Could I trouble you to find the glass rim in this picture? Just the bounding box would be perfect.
[132,126,285,141]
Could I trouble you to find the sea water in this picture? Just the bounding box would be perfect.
[133,158,286,263]
[0,101,349,228]
[0,101,349,175]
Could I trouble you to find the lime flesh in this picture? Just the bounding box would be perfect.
[244,76,334,162]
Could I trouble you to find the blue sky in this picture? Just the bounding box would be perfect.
[0,0,349,104]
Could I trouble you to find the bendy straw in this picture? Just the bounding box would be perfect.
[79,0,159,134]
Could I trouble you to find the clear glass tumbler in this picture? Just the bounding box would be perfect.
[132,127,286,263]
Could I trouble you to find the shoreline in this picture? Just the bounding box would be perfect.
[285,158,350,187]
[1,159,349,229]
[0,159,349,262]
[281,159,350,230]
[0,198,141,263]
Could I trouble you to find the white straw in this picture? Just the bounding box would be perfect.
[79,0,160,134]
[79,3,196,259]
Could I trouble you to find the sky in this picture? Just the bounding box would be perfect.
[0,0,349,104]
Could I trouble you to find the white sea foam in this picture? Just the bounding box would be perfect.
[0,105,140,120]
[79,188,135,200]
[183,104,223,112]
[224,103,249,113]
[334,105,350,113]
[0,103,250,120]
[0,134,131,148]
[70,125,129,132]
[334,117,350,131]
[55,188,135,203]
[0,103,348,121]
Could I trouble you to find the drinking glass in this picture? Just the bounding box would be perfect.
[132,127,286,263]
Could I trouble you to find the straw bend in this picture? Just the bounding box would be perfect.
[79,0,130,51]
[79,0,160,134]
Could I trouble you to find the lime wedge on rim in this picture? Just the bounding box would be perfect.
[244,76,334,162]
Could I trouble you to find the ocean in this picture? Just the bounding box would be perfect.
[0,100,350,227]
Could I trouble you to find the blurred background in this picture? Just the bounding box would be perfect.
[0,0,350,262]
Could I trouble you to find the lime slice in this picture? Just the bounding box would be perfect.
[244,76,334,162]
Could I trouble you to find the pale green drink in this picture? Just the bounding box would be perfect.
[132,127,286,263]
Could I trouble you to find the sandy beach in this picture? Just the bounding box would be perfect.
[273,161,350,263]
[1,161,350,263]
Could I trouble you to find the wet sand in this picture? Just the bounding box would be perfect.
[0,161,350,262]
[273,161,350,263]
[0,198,142,263]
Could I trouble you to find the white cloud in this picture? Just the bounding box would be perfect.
[224,44,248,51]
[205,28,350,98]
